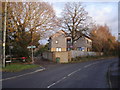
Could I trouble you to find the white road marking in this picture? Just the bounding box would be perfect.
[1,68,45,81]
[47,68,82,88]
[47,61,101,88]
[56,79,62,83]
[62,77,66,79]
[34,68,45,72]
[84,64,92,68]
[47,83,56,88]
[47,76,67,88]
[67,73,73,76]
[84,62,100,68]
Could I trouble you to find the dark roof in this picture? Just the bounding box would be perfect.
[82,34,91,40]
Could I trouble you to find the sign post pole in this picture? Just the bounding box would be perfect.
[31,46,34,64]
[27,46,36,64]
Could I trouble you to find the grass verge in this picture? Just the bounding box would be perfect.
[69,55,118,63]
[2,64,40,72]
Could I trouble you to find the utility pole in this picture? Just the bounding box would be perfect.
[29,4,34,64]
[3,1,7,67]
[31,35,34,64]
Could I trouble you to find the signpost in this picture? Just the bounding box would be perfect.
[27,46,36,49]
[27,45,36,64]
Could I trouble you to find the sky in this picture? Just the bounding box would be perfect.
[39,1,119,45]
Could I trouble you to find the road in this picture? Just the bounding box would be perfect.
[2,57,118,88]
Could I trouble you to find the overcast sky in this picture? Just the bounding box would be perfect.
[39,1,118,45]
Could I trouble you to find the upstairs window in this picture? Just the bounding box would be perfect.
[86,40,89,44]
[55,40,58,44]
[67,39,71,43]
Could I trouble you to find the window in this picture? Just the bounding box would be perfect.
[87,48,89,51]
[56,47,61,51]
[67,39,71,43]
[67,40,71,43]
[86,40,89,44]
[77,47,82,51]
[67,48,71,51]
[90,42,92,45]
[55,40,58,44]
[77,47,84,51]
[81,47,85,51]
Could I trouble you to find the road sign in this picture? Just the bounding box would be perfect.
[27,46,36,49]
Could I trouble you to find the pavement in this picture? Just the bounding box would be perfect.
[2,57,119,88]
[108,59,120,88]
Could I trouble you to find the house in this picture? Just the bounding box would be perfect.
[43,30,103,63]
[48,30,92,52]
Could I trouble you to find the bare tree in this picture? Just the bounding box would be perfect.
[61,2,93,46]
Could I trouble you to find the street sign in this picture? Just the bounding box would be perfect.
[27,46,36,49]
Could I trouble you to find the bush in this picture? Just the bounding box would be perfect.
[70,55,116,63]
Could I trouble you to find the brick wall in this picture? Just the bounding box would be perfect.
[43,51,103,63]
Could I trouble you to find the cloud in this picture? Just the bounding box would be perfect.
[83,2,118,38]
[51,2,65,17]
[39,39,48,45]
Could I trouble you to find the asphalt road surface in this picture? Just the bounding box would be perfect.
[2,57,118,88]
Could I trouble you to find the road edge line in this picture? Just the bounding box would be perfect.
[1,67,45,81]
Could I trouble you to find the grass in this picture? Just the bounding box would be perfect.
[69,55,117,63]
[2,63,40,72]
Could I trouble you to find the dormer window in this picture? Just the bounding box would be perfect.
[55,40,58,44]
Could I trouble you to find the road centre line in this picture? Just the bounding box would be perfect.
[47,68,82,88]
[84,61,100,68]
[47,83,56,88]
[84,64,92,68]
[47,61,101,88]
[2,61,98,82]
[47,77,67,88]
